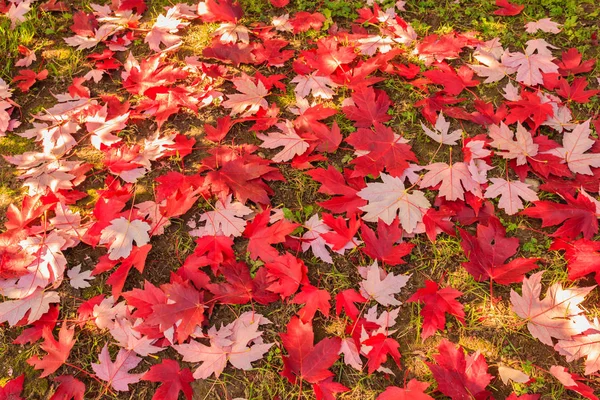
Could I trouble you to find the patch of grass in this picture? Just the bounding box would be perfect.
[0,19,35,78]
[42,45,86,79]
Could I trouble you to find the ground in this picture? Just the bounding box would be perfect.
[0,0,600,399]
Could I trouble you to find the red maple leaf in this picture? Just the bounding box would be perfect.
[244,210,299,262]
[184,235,235,269]
[291,284,331,322]
[68,77,90,98]
[426,339,492,400]
[556,77,600,103]
[505,91,554,131]
[415,32,475,64]
[0,374,24,400]
[50,375,85,400]
[311,121,342,154]
[307,37,357,76]
[459,217,539,285]
[550,238,600,284]
[346,122,418,177]
[321,213,360,251]
[4,195,51,233]
[342,86,391,128]
[360,219,414,265]
[415,92,466,124]
[293,104,337,133]
[198,0,243,23]
[159,185,202,221]
[122,281,167,321]
[139,87,199,126]
[205,157,279,205]
[335,289,368,321]
[306,166,367,215]
[27,324,75,377]
[118,0,146,13]
[13,69,48,92]
[204,116,235,142]
[550,366,598,400]
[270,0,289,7]
[141,359,194,400]
[469,100,508,126]
[207,260,254,304]
[377,379,434,400]
[422,206,457,242]
[555,48,596,76]
[289,11,325,34]
[494,0,524,16]
[280,316,341,384]
[362,333,401,374]
[93,244,152,299]
[526,135,572,179]
[313,377,350,400]
[203,41,257,66]
[69,11,97,36]
[521,192,598,240]
[253,39,295,67]
[207,260,278,305]
[147,280,205,343]
[13,305,59,345]
[264,253,308,299]
[423,63,479,96]
[164,134,196,159]
[406,281,465,339]
[123,55,188,96]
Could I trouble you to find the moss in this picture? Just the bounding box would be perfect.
[0,134,35,155]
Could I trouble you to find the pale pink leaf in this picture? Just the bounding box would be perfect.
[358,173,430,233]
[0,290,60,326]
[357,35,394,56]
[488,123,538,165]
[213,23,250,44]
[339,337,363,370]
[421,112,462,145]
[0,101,11,135]
[174,341,228,379]
[67,264,94,289]
[359,261,411,306]
[145,7,188,51]
[301,214,334,263]
[545,120,600,175]
[555,318,600,375]
[510,272,593,346]
[525,18,562,34]
[469,51,515,83]
[498,365,530,385]
[257,120,309,162]
[86,107,129,150]
[549,365,577,387]
[92,346,143,392]
[174,312,272,379]
[485,178,538,215]
[99,218,151,260]
[109,318,162,356]
[419,162,480,201]
[501,41,559,86]
[291,72,338,99]
[197,194,252,237]
[222,76,268,117]
[7,0,32,29]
